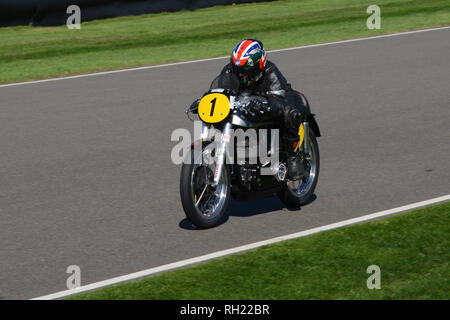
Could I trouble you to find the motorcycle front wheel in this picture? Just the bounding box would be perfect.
[180,141,231,229]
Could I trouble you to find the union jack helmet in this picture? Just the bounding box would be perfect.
[231,39,267,89]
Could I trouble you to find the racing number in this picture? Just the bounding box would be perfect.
[294,123,305,152]
[210,97,217,117]
[198,93,230,124]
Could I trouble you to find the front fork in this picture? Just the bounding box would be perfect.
[212,122,232,186]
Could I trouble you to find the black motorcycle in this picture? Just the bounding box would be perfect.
[180,75,320,228]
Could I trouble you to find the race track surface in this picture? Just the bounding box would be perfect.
[0,28,449,299]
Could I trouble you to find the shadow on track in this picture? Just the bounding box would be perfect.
[179,194,317,230]
[227,196,285,217]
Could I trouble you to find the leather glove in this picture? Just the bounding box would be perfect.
[243,99,271,122]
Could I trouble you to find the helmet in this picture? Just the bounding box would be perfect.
[231,39,267,89]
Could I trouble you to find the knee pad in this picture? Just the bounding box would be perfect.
[284,107,303,137]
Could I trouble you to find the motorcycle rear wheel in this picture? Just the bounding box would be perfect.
[278,129,320,208]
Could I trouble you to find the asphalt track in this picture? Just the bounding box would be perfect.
[0,28,449,300]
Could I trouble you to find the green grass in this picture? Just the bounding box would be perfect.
[69,201,450,300]
[1,0,449,84]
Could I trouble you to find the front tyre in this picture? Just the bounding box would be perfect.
[279,129,320,208]
[180,141,231,229]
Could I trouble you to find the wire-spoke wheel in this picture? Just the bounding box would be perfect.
[180,141,231,229]
[279,129,320,208]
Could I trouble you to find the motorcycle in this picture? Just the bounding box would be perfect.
[180,74,321,229]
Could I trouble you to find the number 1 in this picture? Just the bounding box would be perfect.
[210,98,217,117]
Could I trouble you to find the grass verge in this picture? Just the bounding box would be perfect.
[1,0,449,84]
[69,201,450,299]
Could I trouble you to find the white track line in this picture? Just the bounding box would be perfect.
[32,194,450,300]
[2,26,449,89]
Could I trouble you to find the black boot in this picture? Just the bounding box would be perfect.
[287,155,305,180]
[284,136,305,181]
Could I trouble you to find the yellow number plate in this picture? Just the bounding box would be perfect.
[294,123,305,152]
[198,93,230,124]
[298,123,305,146]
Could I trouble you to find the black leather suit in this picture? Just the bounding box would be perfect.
[214,60,307,156]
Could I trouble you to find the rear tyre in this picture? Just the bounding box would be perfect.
[278,129,320,208]
[180,141,231,229]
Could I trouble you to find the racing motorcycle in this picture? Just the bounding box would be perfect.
[180,74,320,228]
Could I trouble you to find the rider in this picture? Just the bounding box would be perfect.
[212,39,306,180]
